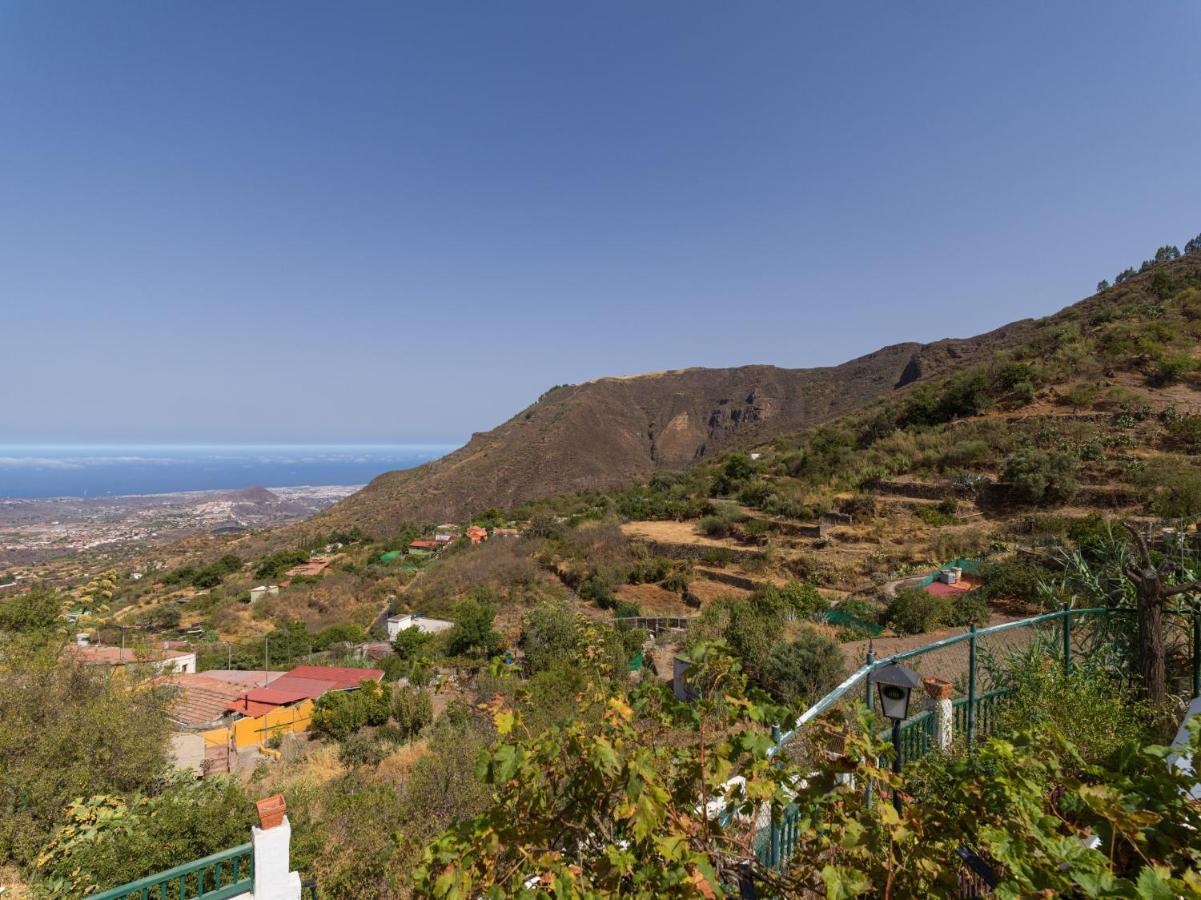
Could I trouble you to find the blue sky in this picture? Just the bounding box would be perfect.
[2,1,1199,444]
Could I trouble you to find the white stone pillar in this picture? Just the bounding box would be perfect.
[251,816,302,900]
[923,677,954,752]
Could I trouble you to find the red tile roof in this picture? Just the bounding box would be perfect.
[284,665,384,689]
[229,697,287,717]
[242,686,313,706]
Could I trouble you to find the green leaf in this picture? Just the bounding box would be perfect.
[1134,866,1176,900]
[821,864,871,899]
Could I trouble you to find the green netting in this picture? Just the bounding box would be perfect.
[825,609,884,636]
[379,550,401,562]
[915,556,984,587]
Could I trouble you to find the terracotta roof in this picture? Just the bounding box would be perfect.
[409,539,439,549]
[156,673,243,728]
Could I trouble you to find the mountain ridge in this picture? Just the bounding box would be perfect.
[297,319,1042,537]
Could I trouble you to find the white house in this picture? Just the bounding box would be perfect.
[386,613,454,642]
[249,585,280,604]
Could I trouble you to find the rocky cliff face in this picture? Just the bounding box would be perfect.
[299,334,1025,536]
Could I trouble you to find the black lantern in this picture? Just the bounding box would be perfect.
[874,662,921,722]
[873,661,921,814]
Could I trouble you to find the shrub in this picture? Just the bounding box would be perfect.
[915,505,956,527]
[977,557,1048,604]
[338,731,388,768]
[761,581,829,619]
[1165,414,1201,452]
[1003,449,1079,505]
[34,777,255,898]
[1150,354,1196,386]
[697,515,733,539]
[0,587,63,633]
[994,647,1151,765]
[578,573,616,609]
[884,586,949,635]
[312,682,389,740]
[661,571,690,594]
[0,648,173,866]
[944,591,989,627]
[736,479,773,508]
[314,623,369,650]
[137,604,181,630]
[1136,457,1201,518]
[762,627,845,705]
[1063,382,1100,408]
[613,600,641,619]
[253,549,308,579]
[700,547,735,567]
[391,685,433,740]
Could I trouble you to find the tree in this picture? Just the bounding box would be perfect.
[1185,233,1201,255]
[392,626,432,661]
[446,597,501,658]
[1120,522,1200,707]
[1096,279,1110,292]
[1154,244,1181,263]
[314,622,369,650]
[519,601,580,674]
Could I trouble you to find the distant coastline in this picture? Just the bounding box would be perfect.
[0,444,456,499]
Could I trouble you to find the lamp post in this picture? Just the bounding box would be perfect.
[874,661,921,814]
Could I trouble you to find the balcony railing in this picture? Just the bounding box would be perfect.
[87,842,253,900]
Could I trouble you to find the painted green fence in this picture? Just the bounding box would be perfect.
[753,604,1201,874]
[87,843,252,900]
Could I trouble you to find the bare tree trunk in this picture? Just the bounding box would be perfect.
[1123,522,1200,709]
[1134,579,1167,705]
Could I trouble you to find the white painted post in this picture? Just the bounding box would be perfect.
[250,816,302,900]
[923,677,954,752]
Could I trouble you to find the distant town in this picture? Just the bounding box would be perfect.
[0,484,358,567]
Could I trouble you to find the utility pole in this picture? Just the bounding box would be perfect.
[264,635,269,687]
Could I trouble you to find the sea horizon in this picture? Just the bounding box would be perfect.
[0,443,460,499]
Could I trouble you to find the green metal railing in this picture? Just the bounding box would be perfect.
[753,604,1201,874]
[87,843,252,900]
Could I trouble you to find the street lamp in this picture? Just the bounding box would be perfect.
[874,661,921,813]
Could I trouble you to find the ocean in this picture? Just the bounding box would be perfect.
[0,444,457,499]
